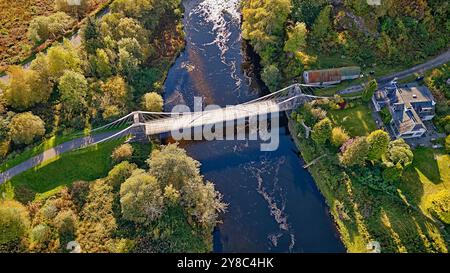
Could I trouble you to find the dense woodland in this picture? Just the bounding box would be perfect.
[0,0,227,253]
[242,0,450,91]
[0,143,226,253]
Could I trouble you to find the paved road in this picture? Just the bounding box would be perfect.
[0,131,120,184]
[339,48,450,94]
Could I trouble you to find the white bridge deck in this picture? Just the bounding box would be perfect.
[144,100,282,135]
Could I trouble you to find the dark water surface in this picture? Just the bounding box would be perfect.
[162,0,345,253]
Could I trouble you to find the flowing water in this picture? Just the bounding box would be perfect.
[162,0,345,253]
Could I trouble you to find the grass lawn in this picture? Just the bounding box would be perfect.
[399,148,450,217]
[328,104,377,137]
[0,138,124,202]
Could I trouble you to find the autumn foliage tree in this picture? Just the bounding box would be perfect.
[8,112,46,145]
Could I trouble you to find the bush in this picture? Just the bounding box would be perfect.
[107,161,137,189]
[69,181,91,212]
[0,200,30,245]
[54,210,78,237]
[8,112,46,145]
[30,224,51,245]
[141,92,163,112]
[111,143,134,163]
[331,127,350,147]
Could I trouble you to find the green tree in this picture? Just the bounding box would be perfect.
[59,70,88,118]
[107,161,137,189]
[242,0,292,65]
[46,41,83,81]
[147,144,201,190]
[384,138,414,170]
[0,200,30,245]
[311,118,333,145]
[141,92,163,112]
[291,0,327,27]
[111,143,134,163]
[331,127,350,147]
[310,5,337,52]
[8,112,45,145]
[284,22,308,54]
[30,224,52,245]
[367,129,390,161]
[4,66,51,110]
[362,79,378,102]
[340,137,369,167]
[182,178,227,228]
[82,16,103,55]
[94,49,113,79]
[120,171,164,224]
[54,209,78,238]
[76,180,117,253]
[28,12,74,44]
[100,76,130,114]
[261,64,281,92]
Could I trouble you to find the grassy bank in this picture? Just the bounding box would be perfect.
[289,118,449,253]
[0,138,124,202]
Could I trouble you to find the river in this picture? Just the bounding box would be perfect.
[162,0,345,253]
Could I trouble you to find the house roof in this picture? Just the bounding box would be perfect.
[379,83,432,135]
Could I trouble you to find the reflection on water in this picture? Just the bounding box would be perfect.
[162,0,345,252]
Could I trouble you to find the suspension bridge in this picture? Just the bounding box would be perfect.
[0,83,327,184]
[88,83,327,144]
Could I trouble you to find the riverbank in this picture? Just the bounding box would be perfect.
[288,116,449,253]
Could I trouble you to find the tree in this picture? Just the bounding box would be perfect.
[284,22,308,54]
[0,200,30,245]
[120,171,164,224]
[100,76,130,112]
[59,70,88,118]
[310,5,337,52]
[261,64,281,92]
[30,224,52,245]
[55,0,91,19]
[8,112,45,145]
[76,180,117,253]
[311,118,333,145]
[182,178,227,228]
[384,138,414,170]
[340,137,369,167]
[54,210,78,238]
[46,42,82,81]
[107,161,137,189]
[4,66,51,110]
[367,130,390,161]
[147,144,201,190]
[362,79,378,102]
[28,12,75,44]
[242,0,292,65]
[331,127,350,147]
[82,16,103,55]
[111,144,134,163]
[291,0,327,28]
[141,92,163,112]
[93,49,113,79]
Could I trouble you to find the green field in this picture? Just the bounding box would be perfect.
[328,104,377,137]
[0,139,124,202]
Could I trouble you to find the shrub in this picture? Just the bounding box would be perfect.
[107,161,137,189]
[331,127,350,147]
[54,210,78,237]
[141,92,163,112]
[8,112,46,145]
[111,143,134,163]
[0,200,30,245]
[30,224,51,245]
